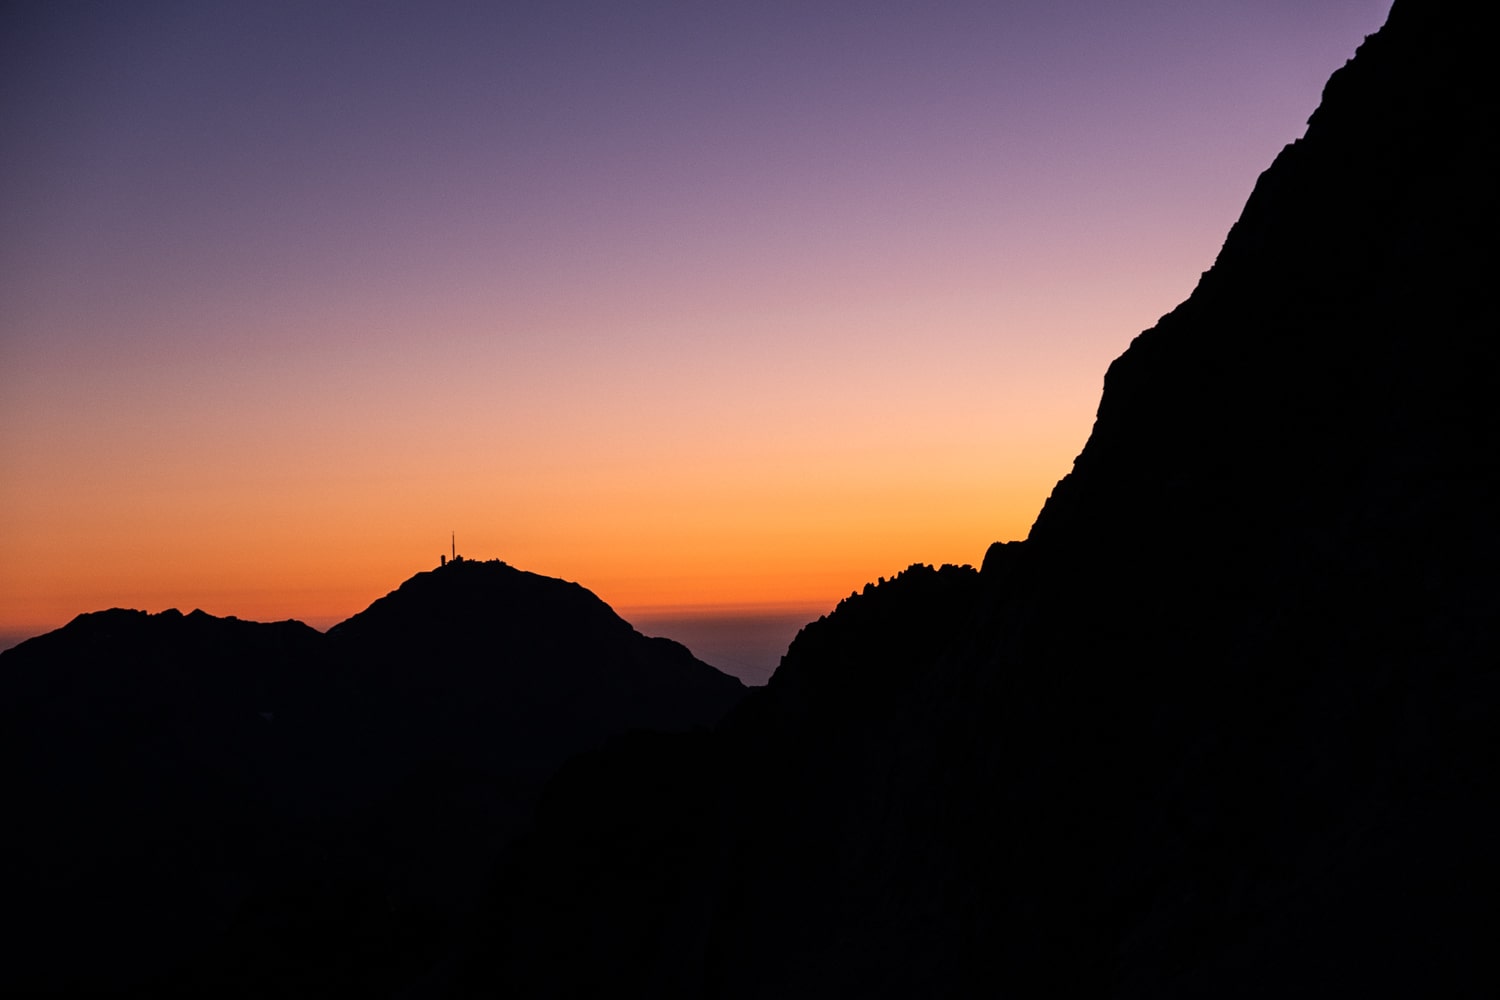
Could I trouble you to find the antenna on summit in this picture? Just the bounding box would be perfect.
[452,531,456,562]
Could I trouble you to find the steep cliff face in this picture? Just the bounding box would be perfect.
[459,4,1497,995]
[1030,0,1495,618]
[968,10,1500,987]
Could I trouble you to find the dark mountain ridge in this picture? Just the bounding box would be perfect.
[0,560,743,993]
[330,559,744,770]
[453,3,1497,996]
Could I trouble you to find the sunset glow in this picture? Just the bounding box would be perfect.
[0,2,1392,652]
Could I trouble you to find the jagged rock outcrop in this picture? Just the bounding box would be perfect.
[0,562,743,994]
[452,4,1497,996]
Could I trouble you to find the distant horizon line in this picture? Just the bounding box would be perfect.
[0,593,842,654]
[2,547,978,657]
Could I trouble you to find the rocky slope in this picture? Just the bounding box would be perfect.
[452,3,1497,996]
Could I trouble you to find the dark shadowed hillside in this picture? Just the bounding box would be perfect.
[329,559,745,773]
[452,3,1497,996]
[1,610,328,990]
[0,561,742,994]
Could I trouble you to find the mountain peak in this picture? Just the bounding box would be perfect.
[330,557,630,644]
[1,559,746,993]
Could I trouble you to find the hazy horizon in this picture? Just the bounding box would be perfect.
[1,2,1393,645]
[0,576,826,686]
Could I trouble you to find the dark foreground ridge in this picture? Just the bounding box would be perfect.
[0,560,743,993]
[452,3,1496,996]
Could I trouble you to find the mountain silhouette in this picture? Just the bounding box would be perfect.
[0,560,742,993]
[329,559,746,771]
[6,1,1494,994]
[450,4,1497,997]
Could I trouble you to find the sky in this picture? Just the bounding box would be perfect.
[1,1,1392,671]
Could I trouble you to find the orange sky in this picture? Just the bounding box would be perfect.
[0,3,1391,644]
[1,298,1089,633]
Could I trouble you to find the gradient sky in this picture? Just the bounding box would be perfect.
[2,1,1392,652]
